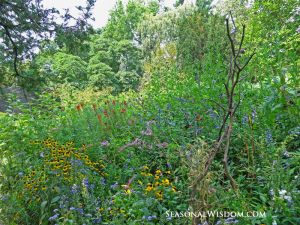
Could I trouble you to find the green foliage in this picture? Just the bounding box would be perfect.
[87,35,143,93]
[0,0,96,91]
[1,1,300,225]
[104,0,160,42]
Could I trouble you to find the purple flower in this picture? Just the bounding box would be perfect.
[70,207,75,210]
[2,197,7,201]
[86,214,92,217]
[166,217,172,221]
[49,214,59,221]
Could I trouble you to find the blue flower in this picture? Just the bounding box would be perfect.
[70,207,75,210]
[49,214,59,221]
[148,216,152,221]
[2,197,7,201]
[166,217,172,221]
[216,221,222,225]
[18,172,23,176]
[53,209,59,212]
[86,214,92,217]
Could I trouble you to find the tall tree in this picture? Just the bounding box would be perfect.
[0,0,96,90]
[103,0,159,42]
[174,0,184,8]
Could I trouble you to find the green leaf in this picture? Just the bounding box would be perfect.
[51,196,61,204]
[143,207,149,220]
[41,201,47,211]
[40,213,47,224]
[271,103,281,112]
[259,195,267,202]
[158,204,162,215]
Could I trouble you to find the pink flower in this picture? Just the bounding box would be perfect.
[189,126,193,129]
[103,156,106,159]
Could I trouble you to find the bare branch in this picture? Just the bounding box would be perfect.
[203,98,226,112]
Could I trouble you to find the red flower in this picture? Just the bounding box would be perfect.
[103,110,108,114]
[105,122,107,125]
[107,100,110,104]
[113,100,116,105]
[92,104,96,109]
[97,115,101,119]
[196,119,200,121]
[81,103,84,108]
[108,127,111,130]
[121,108,126,113]
[124,101,126,105]
[190,126,193,129]
[76,106,80,111]
[200,117,203,120]
[112,111,116,114]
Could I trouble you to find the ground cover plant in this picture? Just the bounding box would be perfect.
[1,0,300,225]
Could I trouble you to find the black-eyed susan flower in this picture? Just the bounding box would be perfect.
[166,171,171,174]
[42,186,47,190]
[138,180,143,185]
[156,170,161,173]
[98,208,103,211]
[144,166,149,170]
[155,175,159,180]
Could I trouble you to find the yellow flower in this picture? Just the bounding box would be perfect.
[121,210,125,213]
[42,186,47,190]
[37,197,41,200]
[144,166,149,169]
[138,180,143,185]
[146,173,153,176]
[155,175,159,180]
[141,171,145,175]
[166,171,171,174]
[125,189,130,194]
[56,174,60,177]
[110,210,113,213]
[155,170,161,173]
[98,208,103,211]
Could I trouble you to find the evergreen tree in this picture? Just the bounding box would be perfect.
[0,0,96,90]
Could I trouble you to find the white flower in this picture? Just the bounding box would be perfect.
[284,195,292,202]
[279,189,287,196]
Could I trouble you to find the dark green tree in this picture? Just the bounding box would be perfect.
[174,0,184,8]
[0,0,96,90]
[87,34,143,94]
[103,0,159,42]
[196,0,213,13]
